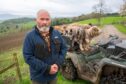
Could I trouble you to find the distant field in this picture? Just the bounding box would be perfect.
[0,18,35,38]
[77,16,125,25]
[76,16,126,33]
[0,47,90,84]
[22,21,35,30]
[0,21,35,37]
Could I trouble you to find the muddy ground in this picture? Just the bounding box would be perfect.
[0,31,28,52]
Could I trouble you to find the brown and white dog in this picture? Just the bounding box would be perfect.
[53,25,67,35]
[64,24,101,51]
[81,26,101,51]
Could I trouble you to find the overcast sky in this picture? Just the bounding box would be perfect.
[0,0,124,17]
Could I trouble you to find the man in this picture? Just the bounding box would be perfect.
[23,9,67,84]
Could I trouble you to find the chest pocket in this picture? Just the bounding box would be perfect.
[35,43,50,60]
[53,38,61,53]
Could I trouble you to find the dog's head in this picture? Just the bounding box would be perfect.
[88,26,101,38]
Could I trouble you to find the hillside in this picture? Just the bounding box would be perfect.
[0,18,35,37]
[1,18,34,24]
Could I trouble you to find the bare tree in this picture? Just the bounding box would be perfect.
[92,0,106,25]
[120,0,126,16]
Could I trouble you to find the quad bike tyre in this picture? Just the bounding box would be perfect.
[61,59,77,80]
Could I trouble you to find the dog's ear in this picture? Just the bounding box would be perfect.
[92,26,99,31]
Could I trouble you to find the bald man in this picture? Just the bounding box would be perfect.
[23,9,67,84]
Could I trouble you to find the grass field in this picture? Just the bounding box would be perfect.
[22,21,35,30]
[0,47,90,84]
[114,24,126,34]
[75,16,126,34]
[77,16,125,25]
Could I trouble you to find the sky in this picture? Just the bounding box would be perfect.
[0,0,124,18]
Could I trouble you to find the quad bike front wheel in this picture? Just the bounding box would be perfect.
[61,59,77,80]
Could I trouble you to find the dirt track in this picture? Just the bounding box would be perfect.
[0,25,126,52]
[0,31,28,52]
[94,25,126,42]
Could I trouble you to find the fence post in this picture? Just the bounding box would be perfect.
[13,53,22,82]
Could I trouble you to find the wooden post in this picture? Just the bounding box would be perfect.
[13,53,22,82]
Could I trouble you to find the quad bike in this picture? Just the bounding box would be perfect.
[61,35,126,84]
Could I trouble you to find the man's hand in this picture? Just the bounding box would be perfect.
[49,64,59,75]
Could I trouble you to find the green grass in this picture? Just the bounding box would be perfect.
[0,46,30,84]
[0,27,25,38]
[114,24,126,34]
[101,16,124,25]
[77,16,124,25]
[77,19,98,24]
[57,72,90,84]
[22,21,35,30]
[0,47,90,84]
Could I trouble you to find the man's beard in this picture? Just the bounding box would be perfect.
[38,26,50,32]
